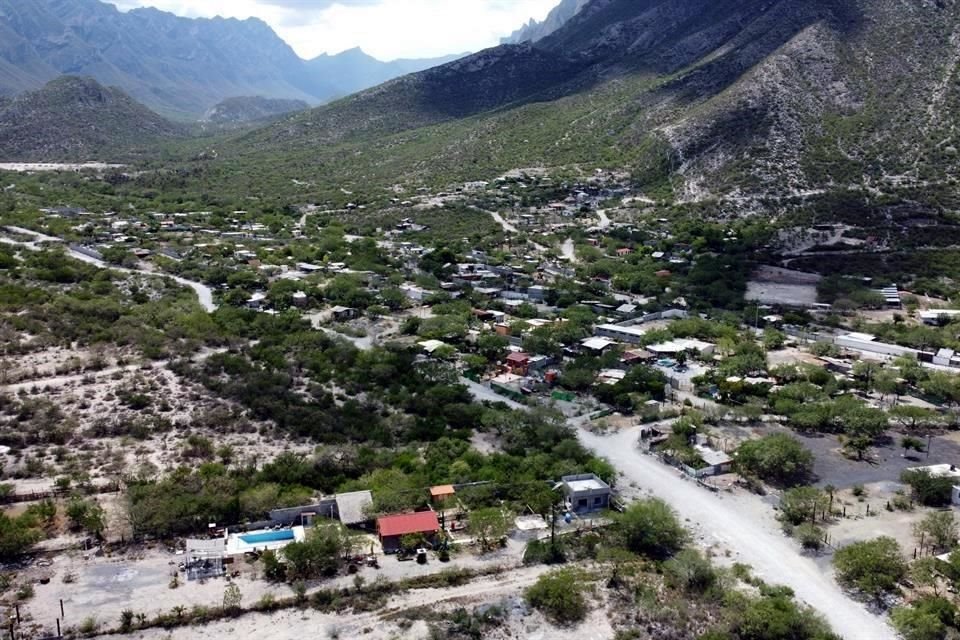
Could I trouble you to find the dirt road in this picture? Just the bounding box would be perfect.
[576,424,897,640]
[487,209,518,234]
[561,238,578,263]
[2,227,217,312]
[133,567,553,640]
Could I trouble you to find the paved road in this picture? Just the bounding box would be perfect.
[576,424,898,640]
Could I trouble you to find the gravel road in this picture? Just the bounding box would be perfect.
[576,424,898,640]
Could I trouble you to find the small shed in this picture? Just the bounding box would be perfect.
[377,511,441,553]
[331,305,357,321]
[557,473,611,514]
[430,485,456,505]
[693,444,734,477]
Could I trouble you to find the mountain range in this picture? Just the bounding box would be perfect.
[0,0,463,119]
[1,0,958,210]
[215,0,960,204]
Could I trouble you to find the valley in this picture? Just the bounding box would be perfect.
[2,1,960,639]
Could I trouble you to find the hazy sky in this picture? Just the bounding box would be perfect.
[108,0,559,61]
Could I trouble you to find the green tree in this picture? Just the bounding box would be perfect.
[664,549,716,593]
[735,591,839,640]
[902,469,955,507]
[891,601,950,640]
[469,507,510,552]
[222,583,242,613]
[283,524,352,579]
[65,498,105,536]
[909,557,943,597]
[735,434,814,487]
[617,498,688,558]
[914,511,958,552]
[0,512,42,561]
[476,334,509,362]
[779,487,828,526]
[762,328,786,351]
[891,406,938,433]
[901,436,926,458]
[833,537,906,598]
[524,568,587,625]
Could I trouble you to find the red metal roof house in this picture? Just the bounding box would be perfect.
[376,511,441,553]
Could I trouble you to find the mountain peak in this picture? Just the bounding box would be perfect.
[501,0,591,44]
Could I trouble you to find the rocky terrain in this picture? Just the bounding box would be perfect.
[219,0,960,203]
[501,0,591,44]
[0,76,186,161]
[204,97,310,125]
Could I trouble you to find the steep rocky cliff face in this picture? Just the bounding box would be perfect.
[501,0,591,44]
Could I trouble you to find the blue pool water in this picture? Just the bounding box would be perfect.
[240,530,294,544]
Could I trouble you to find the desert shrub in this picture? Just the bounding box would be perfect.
[524,568,588,625]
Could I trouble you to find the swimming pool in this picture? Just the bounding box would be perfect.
[240,530,295,545]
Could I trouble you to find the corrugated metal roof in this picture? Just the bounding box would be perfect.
[335,490,373,526]
[377,511,440,538]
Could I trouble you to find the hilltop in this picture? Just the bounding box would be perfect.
[0,76,186,161]
[205,97,310,125]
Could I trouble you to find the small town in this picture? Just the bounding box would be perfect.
[2,1,960,639]
[2,165,960,640]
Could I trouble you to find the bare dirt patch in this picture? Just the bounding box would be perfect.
[746,266,821,307]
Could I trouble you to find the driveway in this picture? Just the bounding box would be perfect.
[459,377,526,411]
[575,423,898,640]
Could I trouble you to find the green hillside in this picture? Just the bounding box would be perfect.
[181,0,959,207]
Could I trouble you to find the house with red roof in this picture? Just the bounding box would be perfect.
[505,352,531,375]
[376,511,441,553]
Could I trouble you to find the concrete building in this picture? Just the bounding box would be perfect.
[331,305,357,321]
[647,338,715,357]
[693,444,733,477]
[506,352,531,375]
[335,490,374,527]
[594,323,647,345]
[556,473,611,514]
[834,332,921,359]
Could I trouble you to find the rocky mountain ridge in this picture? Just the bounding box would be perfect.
[501,0,591,44]
[0,0,463,119]
[221,0,960,203]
